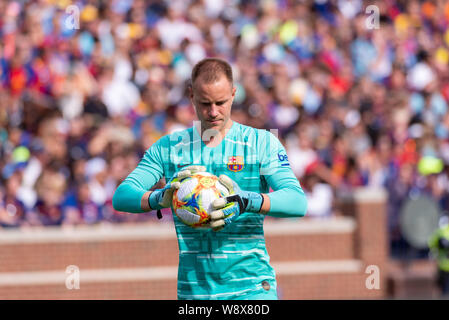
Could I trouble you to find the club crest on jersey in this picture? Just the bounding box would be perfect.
[227,156,244,172]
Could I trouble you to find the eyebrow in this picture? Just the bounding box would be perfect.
[200,98,229,104]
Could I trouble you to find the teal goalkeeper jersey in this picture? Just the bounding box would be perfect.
[113,121,307,300]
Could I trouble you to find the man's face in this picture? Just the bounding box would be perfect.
[190,75,236,133]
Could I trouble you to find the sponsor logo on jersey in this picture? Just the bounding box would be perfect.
[177,163,192,169]
[227,156,244,172]
[278,153,290,166]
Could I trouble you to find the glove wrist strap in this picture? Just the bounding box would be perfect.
[226,194,246,214]
[246,192,263,213]
[148,191,163,211]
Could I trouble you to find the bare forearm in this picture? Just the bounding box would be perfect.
[112,182,147,213]
[259,194,270,215]
[141,191,152,211]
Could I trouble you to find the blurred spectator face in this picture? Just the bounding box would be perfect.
[140,120,161,150]
[298,126,314,150]
[69,117,86,139]
[175,104,196,127]
[377,134,393,162]
[303,173,319,192]
[399,163,414,185]
[6,172,21,196]
[346,165,363,187]
[38,118,68,160]
[125,153,138,172]
[78,183,91,204]
[109,156,128,182]
[316,120,333,148]
[391,68,406,89]
[72,159,86,183]
[85,158,107,184]
[190,74,236,134]
[147,84,168,113]
[1,172,25,226]
[334,135,349,156]
[8,127,22,146]
[36,171,66,207]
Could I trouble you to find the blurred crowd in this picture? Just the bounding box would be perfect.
[1,0,449,255]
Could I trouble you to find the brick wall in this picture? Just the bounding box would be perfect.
[0,187,388,300]
[335,188,389,296]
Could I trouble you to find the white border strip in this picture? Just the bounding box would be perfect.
[0,218,355,244]
[0,222,178,243]
[0,260,362,286]
[0,266,178,286]
[264,217,355,235]
[338,187,387,203]
[272,260,363,275]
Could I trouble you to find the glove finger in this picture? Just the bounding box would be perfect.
[186,165,206,173]
[218,174,235,193]
[159,181,180,206]
[212,197,228,210]
[221,203,239,219]
[224,215,237,225]
[160,188,175,208]
[210,210,225,221]
[177,166,207,179]
[176,170,192,179]
[210,219,225,230]
[177,169,201,179]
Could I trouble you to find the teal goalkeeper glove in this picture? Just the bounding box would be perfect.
[149,165,206,217]
[210,174,263,231]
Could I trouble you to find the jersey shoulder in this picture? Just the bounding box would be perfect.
[232,122,271,141]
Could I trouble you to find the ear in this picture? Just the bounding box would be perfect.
[188,83,194,100]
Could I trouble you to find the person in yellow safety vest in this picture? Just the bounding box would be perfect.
[428,217,449,297]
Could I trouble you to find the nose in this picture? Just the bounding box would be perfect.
[208,104,219,118]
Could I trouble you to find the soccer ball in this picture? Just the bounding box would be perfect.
[172,172,229,229]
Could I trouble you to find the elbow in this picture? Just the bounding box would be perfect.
[294,191,308,217]
[289,185,308,217]
[112,183,145,214]
[300,193,308,217]
[112,191,120,212]
[112,186,124,212]
[268,187,308,218]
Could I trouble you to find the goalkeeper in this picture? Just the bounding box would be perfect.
[112,58,307,300]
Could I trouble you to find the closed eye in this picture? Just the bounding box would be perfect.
[200,100,228,107]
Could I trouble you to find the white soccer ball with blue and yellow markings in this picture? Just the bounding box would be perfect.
[172,172,229,229]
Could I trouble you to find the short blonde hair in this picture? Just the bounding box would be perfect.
[191,58,233,86]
